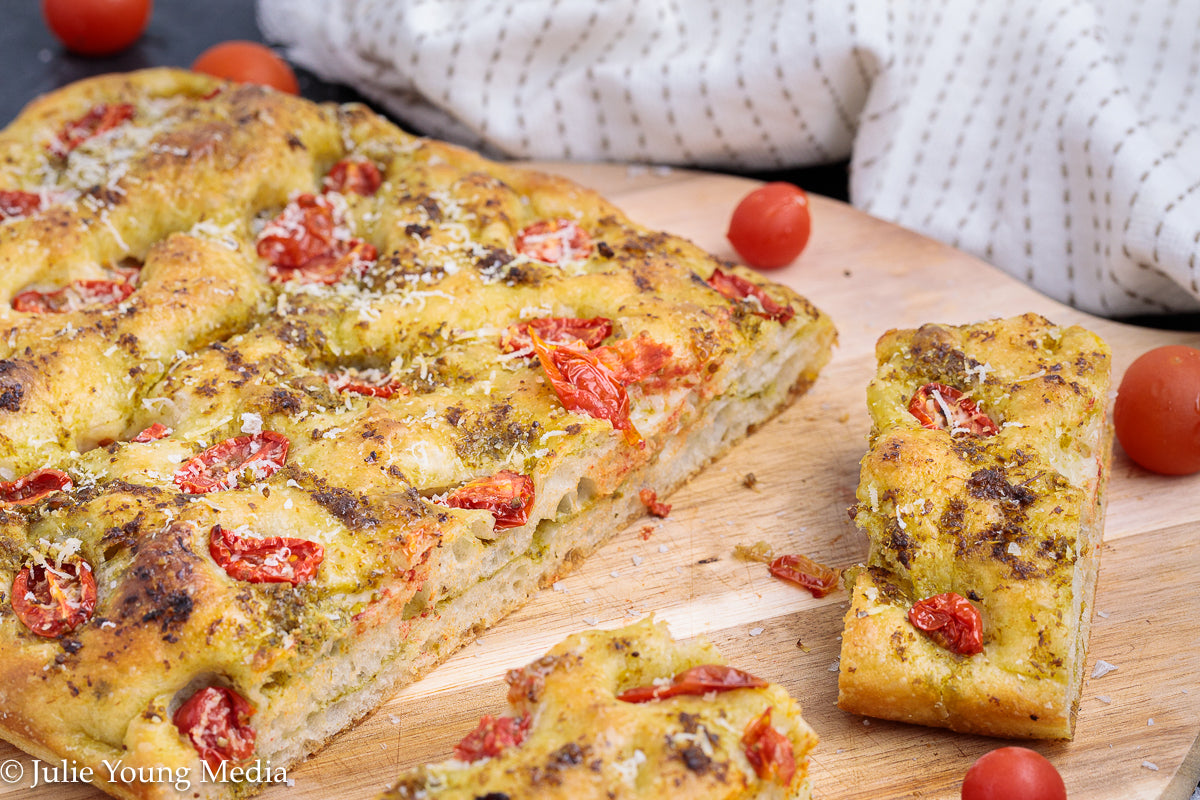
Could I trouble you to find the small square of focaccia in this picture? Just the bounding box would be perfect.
[383,617,818,799]
[837,313,1112,739]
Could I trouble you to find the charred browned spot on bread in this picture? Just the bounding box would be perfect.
[115,523,201,642]
[0,359,28,411]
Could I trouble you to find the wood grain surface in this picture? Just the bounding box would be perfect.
[2,164,1197,800]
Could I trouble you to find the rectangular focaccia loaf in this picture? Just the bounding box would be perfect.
[837,313,1112,739]
[0,69,835,800]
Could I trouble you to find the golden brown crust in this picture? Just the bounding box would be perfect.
[837,313,1111,739]
[0,69,835,799]
[381,617,818,800]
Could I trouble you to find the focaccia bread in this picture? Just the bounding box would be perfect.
[837,313,1111,739]
[0,69,835,799]
[382,616,818,800]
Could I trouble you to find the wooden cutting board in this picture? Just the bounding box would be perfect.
[2,164,1198,800]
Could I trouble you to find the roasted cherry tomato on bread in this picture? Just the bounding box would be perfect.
[530,332,640,445]
[909,383,999,437]
[617,664,767,703]
[11,559,97,638]
[210,525,324,586]
[707,267,795,323]
[453,714,531,763]
[1113,345,1200,475]
[500,316,613,354]
[48,103,136,158]
[324,159,383,196]
[515,218,593,264]
[0,190,44,219]
[42,0,152,56]
[742,707,796,785]
[12,279,135,313]
[173,432,289,493]
[444,470,536,529]
[726,182,812,270]
[192,41,299,95]
[961,746,1066,800]
[0,468,72,506]
[173,686,256,769]
[909,592,984,656]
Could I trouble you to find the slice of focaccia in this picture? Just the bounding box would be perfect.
[837,313,1111,739]
[382,617,818,800]
[0,70,835,799]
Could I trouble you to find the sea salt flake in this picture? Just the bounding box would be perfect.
[1091,659,1118,678]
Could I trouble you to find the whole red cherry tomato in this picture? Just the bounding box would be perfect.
[42,0,152,57]
[961,747,1066,800]
[1113,344,1200,475]
[191,41,299,95]
[726,182,812,269]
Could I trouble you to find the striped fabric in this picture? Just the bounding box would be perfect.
[259,0,1200,318]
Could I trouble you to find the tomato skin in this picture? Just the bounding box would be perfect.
[909,592,984,656]
[209,525,324,585]
[42,0,152,56]
[726,182,812,270]
[768,553,840,598]
[742,707,796,785]
[445,470,535,529]
[173,432,289,494]
[961,747,1066,800]
[617,664,767,703]
[191,41,299,95]
[453,714,530,762]
[173,686,256,769]
[1113,345,1200,475]
[11,559,97,638]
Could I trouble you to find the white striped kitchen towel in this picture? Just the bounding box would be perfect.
[259,0,1200,319]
